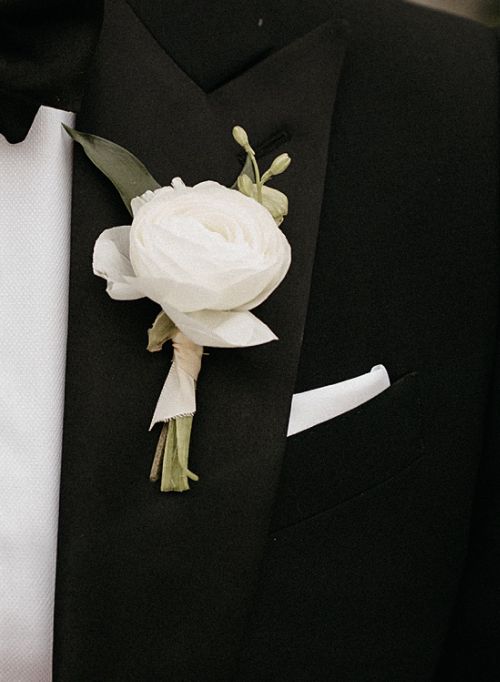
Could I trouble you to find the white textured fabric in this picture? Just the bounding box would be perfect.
[287,364,391,437]
[0,105,75,682]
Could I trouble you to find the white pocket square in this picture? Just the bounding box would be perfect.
[287,364,391,437]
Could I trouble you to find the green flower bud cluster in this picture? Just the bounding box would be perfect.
[232,125,291,224]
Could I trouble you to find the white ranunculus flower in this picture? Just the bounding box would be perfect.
[93,177,291,348]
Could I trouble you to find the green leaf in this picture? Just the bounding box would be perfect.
[62,124,161,215]
[147,310,176,353]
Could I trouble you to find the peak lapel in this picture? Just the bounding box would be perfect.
[53,1,346,679]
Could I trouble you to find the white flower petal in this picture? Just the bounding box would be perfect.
[95,177,291,328]
[93,226,143,300]
[130,189,157,217]
[160,303,278,348]
[238,236,292,311]
[129,198,290,310]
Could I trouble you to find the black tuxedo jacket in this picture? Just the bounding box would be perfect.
[1,0,499,679]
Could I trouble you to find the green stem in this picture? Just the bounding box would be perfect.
[160,416,198,492]
[149,422,168,481]
[247,149,263,204]
[260,169,272,184]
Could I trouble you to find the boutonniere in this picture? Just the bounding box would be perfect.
[63,124,291,492]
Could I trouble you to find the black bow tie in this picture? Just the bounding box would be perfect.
[0,0,103,143]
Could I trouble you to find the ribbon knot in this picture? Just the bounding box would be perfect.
[149,331,203,429]
[171,331,203,380]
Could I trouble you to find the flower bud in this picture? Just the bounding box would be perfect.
[269,153,291,176]
[237,173,254,196]
[232,126,250,148]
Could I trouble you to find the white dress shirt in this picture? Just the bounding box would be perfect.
[0,105,75,682]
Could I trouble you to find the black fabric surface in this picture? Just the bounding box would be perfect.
[0,0,499,680]
[0,0,103,142]
[236,3,499,679]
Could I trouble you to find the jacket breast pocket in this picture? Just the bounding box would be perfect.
[270,371,425,531]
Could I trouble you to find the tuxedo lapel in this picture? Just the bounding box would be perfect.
[53,1,346,679]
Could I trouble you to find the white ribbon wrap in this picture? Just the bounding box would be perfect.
[149,331,203,429]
